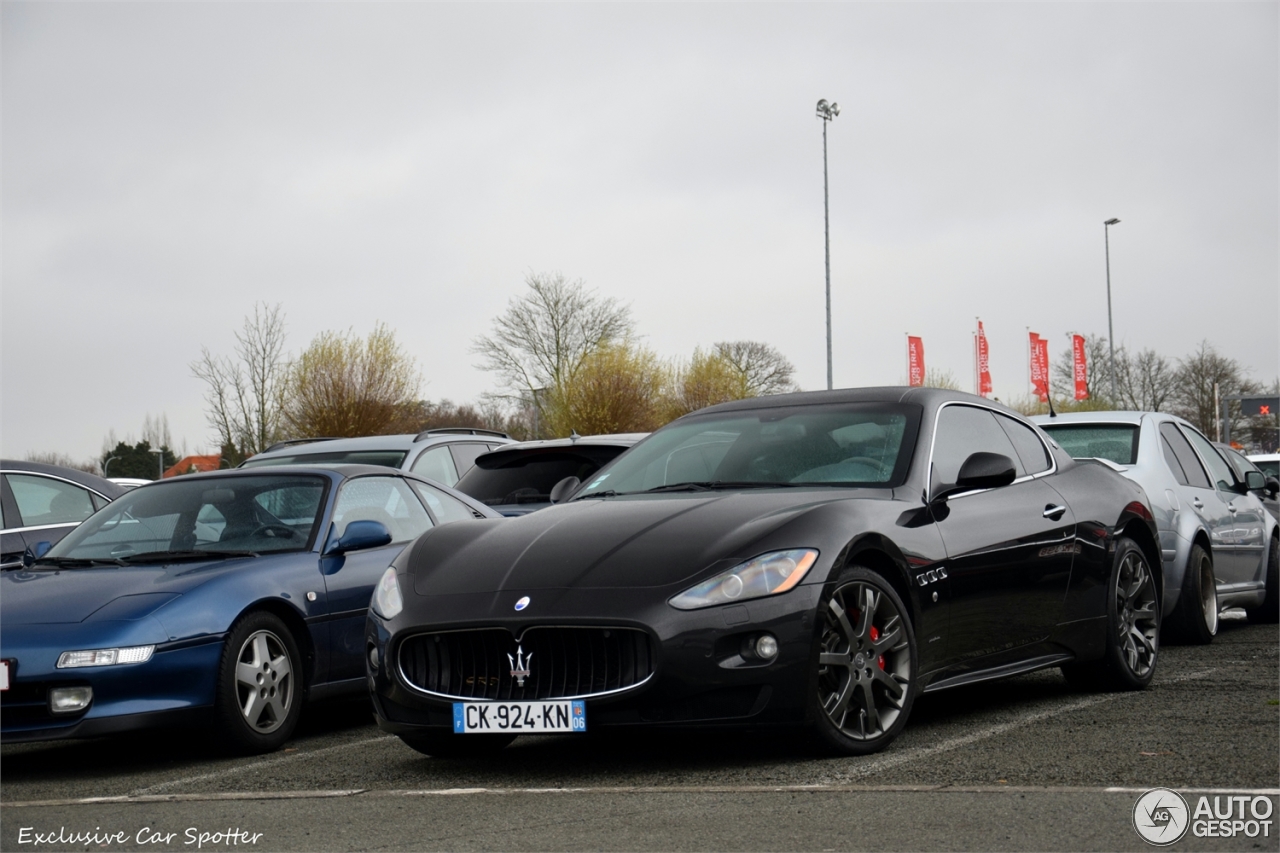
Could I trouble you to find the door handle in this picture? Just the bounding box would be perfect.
[1227,502,1237,513]
[1042,504,1067,521]
[1192,498,1204,509]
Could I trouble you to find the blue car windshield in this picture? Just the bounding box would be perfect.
[47,475,328,559]
[575,402,920,497]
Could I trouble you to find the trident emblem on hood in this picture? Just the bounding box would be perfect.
[508,645,532,687]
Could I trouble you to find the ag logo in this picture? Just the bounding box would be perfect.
[1133,788,1190,845]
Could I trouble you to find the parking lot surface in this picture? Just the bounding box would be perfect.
[2,615,1276,851]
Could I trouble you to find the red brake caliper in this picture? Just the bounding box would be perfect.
[869,625,885,670]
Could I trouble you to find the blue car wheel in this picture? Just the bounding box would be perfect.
[216,612,302,753]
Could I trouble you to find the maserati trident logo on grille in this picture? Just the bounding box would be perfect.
[514,596,530,611]
[508,645,532,687]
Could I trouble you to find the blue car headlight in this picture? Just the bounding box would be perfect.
[372,567,403,619]
[56,645,155,668]
[669,549,819,610]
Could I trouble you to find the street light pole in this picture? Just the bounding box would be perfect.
[1104,217,1120,403]
[150,448,164,481]
[817,99,840,391]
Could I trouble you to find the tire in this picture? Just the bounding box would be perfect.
[1245,537,1279,624]
[808,567,917,756]
[215,612,304,754]
[398,731,516,758]
[1169,544,1217,644]
[1062,537,1159,692]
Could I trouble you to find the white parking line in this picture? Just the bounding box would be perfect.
[126,734,397,797]
[840,667,1219,779]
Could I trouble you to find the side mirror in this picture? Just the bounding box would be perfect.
[1245,470,1266,492]
[549,476,581,504]
[21,541,52,567]
[324,520,393,556]
[955,452,1018,491]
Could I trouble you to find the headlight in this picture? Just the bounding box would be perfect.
[669,549,819,610]
[56,645,154,668]
[372,567,403,619]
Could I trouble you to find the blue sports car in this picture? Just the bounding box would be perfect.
[0,465,499,753]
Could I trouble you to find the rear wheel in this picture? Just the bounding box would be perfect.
[1170,545,1217,644]
[398,731,516,758]
[1245,537,1279,624]
[808,568,916,755]
[215,612,303,754]
[1063,537,1159,692]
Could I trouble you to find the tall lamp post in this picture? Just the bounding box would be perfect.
[150,448,165,481]
[1103,217,1120,403]
[817,98,840,391]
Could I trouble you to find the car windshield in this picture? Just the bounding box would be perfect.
[46,474,328,560]
[575,403,919,497]
[240,450,407,469]
[1040,423,1140,465]
[456,448,628,508]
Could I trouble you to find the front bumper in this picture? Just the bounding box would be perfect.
[367,584,825,736]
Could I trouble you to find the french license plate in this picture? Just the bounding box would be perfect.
[1,660,10,692]
[452,700,586,734]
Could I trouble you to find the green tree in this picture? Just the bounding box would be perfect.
[101,440,178,480]
[542,342,668,436]
[281,324,421,438]
[662,348,751,421]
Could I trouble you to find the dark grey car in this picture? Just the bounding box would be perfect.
[1,461,126,569]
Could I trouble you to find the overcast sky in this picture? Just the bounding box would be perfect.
[3,1,1277,464]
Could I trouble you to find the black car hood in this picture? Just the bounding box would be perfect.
[409,489,882,595]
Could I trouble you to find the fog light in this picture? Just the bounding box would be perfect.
[49,686,93,714]
[755,634,778,660]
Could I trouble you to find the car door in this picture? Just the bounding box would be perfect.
[320,475,436,681]
[1158,423,1242,585]
[1181,427,1265,587]
[929,404,1077,667]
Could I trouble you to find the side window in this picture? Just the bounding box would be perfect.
[448,443,490,479]
[1160,436,1190,486]
[931,405,1023,490]
[6,474,96,527]
[412,481,479,525]
[995,414,1052,475]
[1181,428,1237,491]
[1158,423,1212,489]
[410,446,459,487]
[332,477,434,543]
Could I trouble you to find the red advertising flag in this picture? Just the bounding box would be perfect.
[1029,332,1048,402]
[1072,334,1089,400]
[907,336,925,387]
[1034,336,1050,402]
[976,321,992,397]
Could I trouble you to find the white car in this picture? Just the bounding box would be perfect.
[1248,453,1280,480]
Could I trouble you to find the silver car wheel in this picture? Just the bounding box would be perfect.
[1197,554,1218,637]
[234,629,294,734]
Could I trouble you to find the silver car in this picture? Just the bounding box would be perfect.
[1034,411,1279,642]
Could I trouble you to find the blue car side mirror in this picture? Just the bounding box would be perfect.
[21,541,53,567]
[323,520,393,556]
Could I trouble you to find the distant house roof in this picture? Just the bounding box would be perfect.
[163,454,223,478]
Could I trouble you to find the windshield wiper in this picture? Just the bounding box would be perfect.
[30,556,128,569]
[571,489,620,501]
[644,481,805,493]
[115,549,260,563]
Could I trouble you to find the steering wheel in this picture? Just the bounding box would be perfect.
[250,524,299,540]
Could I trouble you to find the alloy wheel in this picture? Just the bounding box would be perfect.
[234,629,294,734]
[1116,550,1158,678]
[1197,554,1218,637]
[816,580,912,740]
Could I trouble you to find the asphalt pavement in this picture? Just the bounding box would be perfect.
[2,614,1276,852]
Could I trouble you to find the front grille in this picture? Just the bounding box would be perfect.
[398,626,654,701]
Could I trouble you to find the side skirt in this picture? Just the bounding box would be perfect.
[921,653,1074,694]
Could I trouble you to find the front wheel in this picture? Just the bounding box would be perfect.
[808,568,917,755]
[1063,537,1159,692]
[215,612,303,754]
[1245,537,1279,624]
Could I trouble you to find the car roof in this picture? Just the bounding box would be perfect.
[0,459,127,499]
[1248,453,1280,462]
[247,429,511,461]
[1031,411,1148,426]
[691,386,1024,416]
[491,433,647,452]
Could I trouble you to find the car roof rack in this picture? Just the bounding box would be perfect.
[413,427,511,441]
[261,437,344,453]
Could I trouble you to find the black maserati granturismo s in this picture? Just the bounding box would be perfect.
[366,387,1161,757]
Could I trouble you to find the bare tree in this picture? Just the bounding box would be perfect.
[1052,333,1113,405]
[1171,340,1256,436]
[712,341,799,397]
[281,324,421,438]
[472,272,634,413]
[191,304,288,464]
[1113,348,1178,412]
